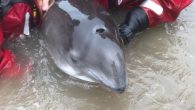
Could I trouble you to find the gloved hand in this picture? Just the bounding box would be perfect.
[119,7,149,45]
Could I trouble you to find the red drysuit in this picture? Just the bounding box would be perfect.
[97,0,192,27]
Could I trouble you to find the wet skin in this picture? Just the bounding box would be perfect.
[41,0,127,93]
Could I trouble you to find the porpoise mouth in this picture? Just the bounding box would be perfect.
[84,68,127,93]
[57,60,127,93]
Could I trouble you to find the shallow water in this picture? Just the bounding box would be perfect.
[0,2,195,110]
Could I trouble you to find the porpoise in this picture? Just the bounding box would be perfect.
[41,0,127,93]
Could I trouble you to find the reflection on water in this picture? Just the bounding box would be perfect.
[0,2,195,110]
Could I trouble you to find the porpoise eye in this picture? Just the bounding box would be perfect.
[96,28,105,34]
[72,19,80,26]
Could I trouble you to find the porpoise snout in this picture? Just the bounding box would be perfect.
[89,59,127,93]
[108,74,127,93]
[114,86,126,93]
[102,78,127,93]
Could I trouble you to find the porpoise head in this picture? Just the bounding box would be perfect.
[42,0,127,93]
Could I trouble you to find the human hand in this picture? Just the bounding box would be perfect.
[119,7,148,45]
[119,24,134,45]
[38,0,55,11]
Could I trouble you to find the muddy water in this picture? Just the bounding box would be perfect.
[0,2,195,110]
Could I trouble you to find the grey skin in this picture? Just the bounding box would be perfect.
[41,0,127,93]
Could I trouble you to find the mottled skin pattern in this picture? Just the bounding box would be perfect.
[41,0,127,92]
